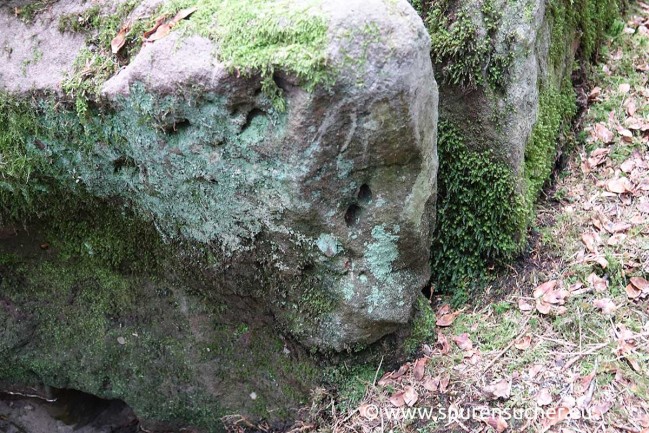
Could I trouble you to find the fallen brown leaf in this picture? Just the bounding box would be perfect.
[626,99,637,116]
[423,376,439,392]
[587,273,608,292]
[452,333,473,350]
[528,364,543,379]
[484,379,511,400]
[536,299,552,315]
[403,386,418,407]
[593,298,617,314]
[621,158,636,173]
[541,406,570,431]
[483,415,508,433]
[436,311,460,327]
[518,298,534,312]
[536,388,553,406]
[590,400,612,418]
[436,332,451,354]
[534,280,558,299]
[607,233,626,245]
[589,86,601,100]
[607,177,633,194]
[413,357,427,381]
[146,22,172,42]
[594,123,614,143]
[169,6,198,26]
[618,127,634,143]
[582,233,598,252]
[626,283,643,299]
[515,335,532,350]
[110,24,130,54]
[389,391,405,407]
[392,363,409,380]
[359,403,378,420]
[143,15,167,38]
[587,147,610,168]
[630,276,649,292]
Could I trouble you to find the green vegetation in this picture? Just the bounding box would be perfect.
[12,0,56,23]
[426,0,622,302]
[404,297,436,355]
[58,1,147,116]
[432,82,575,303]
[57,0,332,112]
[422,0,515,90]
[0,94,51,224]
[548,0,625,62]
[431,121,529,304]
[523,81,577,204]
[160,0,332,110]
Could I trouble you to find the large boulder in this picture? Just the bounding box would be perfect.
[0,0,437,430]
[420,0,620,297]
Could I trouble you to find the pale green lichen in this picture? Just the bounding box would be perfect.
[365,225,400,283]
[316,233,342,256]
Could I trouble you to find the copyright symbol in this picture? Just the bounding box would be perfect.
[359,404,380,420]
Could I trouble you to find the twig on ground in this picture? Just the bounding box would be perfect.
[482,315,531,374]
[562,342,610,371]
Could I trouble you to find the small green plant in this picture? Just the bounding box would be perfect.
[60,1,151,116]
[13,0,56,23]
[493,301,511,314]
[404,297,436,354]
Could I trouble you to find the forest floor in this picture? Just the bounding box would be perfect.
[263,3,649,433]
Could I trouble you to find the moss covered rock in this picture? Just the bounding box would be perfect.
[0,0,437,430]
[418,0,621,299]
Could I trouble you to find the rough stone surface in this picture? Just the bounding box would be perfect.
[0,1,86,93]
[1,0,437,351]
[434,0,567,173]
[0,0,437,430]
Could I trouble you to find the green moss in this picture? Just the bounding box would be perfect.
[548,0,624,65]
[431,121,528,304]
[423,0,514,90]
[58,5,102,33]
[403,296,436,355]
[0,94,51,224]
[158,0,332,110]
[429,0,621,303]
[59,1,150,115]
[432,82,575,302]
[11,0,56,23]
[0,190,327,429]
[325,363,379,412]
[524,81,576,204]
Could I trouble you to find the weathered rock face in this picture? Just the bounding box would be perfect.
[96,0,438,350]
[0,0,437,430]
